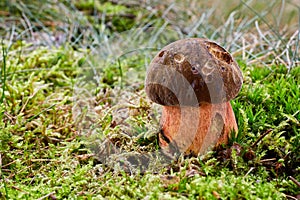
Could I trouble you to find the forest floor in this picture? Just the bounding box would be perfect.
[0,0,299,199]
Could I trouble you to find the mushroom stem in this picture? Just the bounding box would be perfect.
[159,102,237,156]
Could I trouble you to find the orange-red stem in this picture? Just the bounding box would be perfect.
[159,102,238,155]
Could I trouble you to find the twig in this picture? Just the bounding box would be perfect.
[285,194,298,200]
[25,103,56,123]
[251,129,273,148]
[30,159,54,162]
[37,192,56,200]
[1,160,17,168]
[244,167,255,177]
[11,186,30,194]
[8,165,33,179]
[259,158,277,163]
[289,176,300,188]
[4,112,14,123]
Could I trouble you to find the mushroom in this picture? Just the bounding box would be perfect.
[145,38,243,156]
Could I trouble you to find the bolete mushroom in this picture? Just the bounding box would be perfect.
[145,38,243,156]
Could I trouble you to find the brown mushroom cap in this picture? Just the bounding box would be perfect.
[145,38,243,106]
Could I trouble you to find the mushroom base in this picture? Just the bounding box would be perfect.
[159,102,238,156]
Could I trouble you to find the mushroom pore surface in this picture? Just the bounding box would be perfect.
[145,38,243,106]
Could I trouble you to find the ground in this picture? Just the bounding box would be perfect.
[0,0,299,199]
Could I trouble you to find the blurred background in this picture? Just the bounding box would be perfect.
[1,0,299,68]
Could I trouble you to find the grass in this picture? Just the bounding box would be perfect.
[0,0,300,199]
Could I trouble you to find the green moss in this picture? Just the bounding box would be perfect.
[1,41,299,199]
[0,1,299,198]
